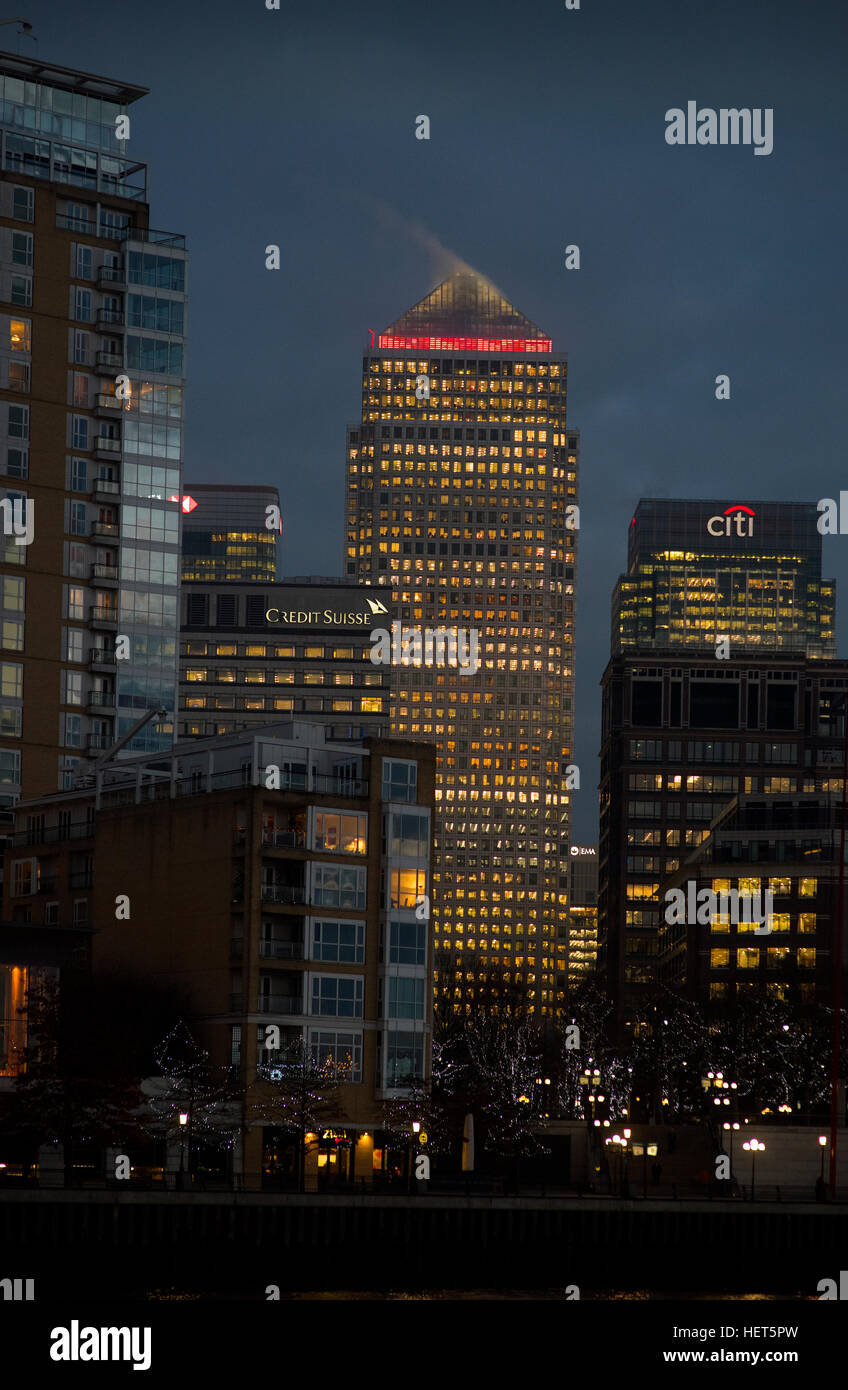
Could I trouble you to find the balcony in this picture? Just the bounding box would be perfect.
[87,691,115,714]
[115,226,186,249]
[312,773,369,798]
[94,437,121,462]
[90,563,119,588]
[95,308,125,333]
[89,647,117,673]
[5,823,93,848]
[88,606,118,630]
[260,939,305,961]
[95,394,123,419]
[95,351,123,374]
[87,733,112,753]
[90,518,119,542]
[98,266,126,290]
[93,477,120,500]
[261,829,306,850]
[258,995,303,1016]
[260,884,305,906]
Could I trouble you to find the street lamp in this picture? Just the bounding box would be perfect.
[407,1120,421,1195]
[742,1137,765,1200]
[819,1134,828,1185]
[178,1111,189,1189]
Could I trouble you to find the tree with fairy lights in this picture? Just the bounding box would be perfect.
[145,1021,239,1187]
[460,1011,546,1178]
[247,1032,347,1191]
[629,989,713,1121]
[8,972,190,1186]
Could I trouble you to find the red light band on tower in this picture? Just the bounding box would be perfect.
[376,335,553,353]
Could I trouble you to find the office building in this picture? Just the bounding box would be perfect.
[598,650,848,1011]
[612,500,835,657]
[180,482,281,583]
[567,845,598,988]
[345,267,578,1015]
[659,792,842,1008]
[179,579,391,741]
[0,50,187,806]
[3,722,436,1185]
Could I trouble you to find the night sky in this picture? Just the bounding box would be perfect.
[17,0,848,840]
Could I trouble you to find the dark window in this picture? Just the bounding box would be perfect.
[669,683,682,727]
[766,684,796,731]
[631,681,662,727]
[690,681,740,729]
[245,595,266,628]
[217,594,237,627]
[747,683,759,730]
[185,593,209,627]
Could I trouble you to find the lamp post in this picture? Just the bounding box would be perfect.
[742,1137,764,1201]
[407,1120,421,1195]
[722,1121,740,1185]
[178,1110,189,1190]
[819,1133,828,1184]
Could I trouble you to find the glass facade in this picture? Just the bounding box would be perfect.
[345,269,577,1016]
[181,485,281,583]
[613,499,835,656]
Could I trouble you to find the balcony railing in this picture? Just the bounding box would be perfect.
[259,996,303,1015]
[91,564,119,583]
[98,266,126,286]
[312,774,369,797]
[260,885,305,906]
[5,823,93,848]
[260,940,305,960]
[89,606,118,626]
[87,734,112,752]
[94,437,121,455]
[261,830,306,849]
[95,352,123,372]
[93,477,120,495]
[89,647,117,667]
[116,226,186,248]
[87,691,115,709]
[96,309,124,327]
[90,520,119,539]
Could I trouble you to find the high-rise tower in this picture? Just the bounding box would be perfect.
[345,269,578,1015]
[612,499,835,656]
[0,51,186,804]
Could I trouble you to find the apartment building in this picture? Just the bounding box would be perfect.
[0,50,186,809]
[2,722,435,1185]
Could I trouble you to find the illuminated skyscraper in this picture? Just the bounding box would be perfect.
[612,499,835,656]
[345,269,578,1015]
[600,499,839,1010]
[181,483,282,583]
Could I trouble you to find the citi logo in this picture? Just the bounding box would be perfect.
[50,1321,151,1371]
[707,505,755,538]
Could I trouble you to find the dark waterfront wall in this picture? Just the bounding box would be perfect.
[1,1193,845,1297]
